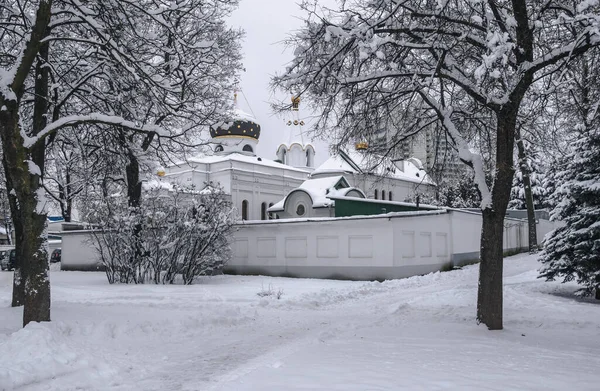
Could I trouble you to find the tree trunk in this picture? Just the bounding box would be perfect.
[22,39,51,326]
[0,107,51,323]
[477,111,517,330]
[126,150,142,209]
[515,128,538,253]
[21,201,51,326]
[0,1,52,324]
[477,209,505,330]
[126,148,144,283]
[3,147,25,308]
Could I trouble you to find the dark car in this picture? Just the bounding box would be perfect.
[50,248,61,263]
[0,250,9,270]
[1,249,17,271]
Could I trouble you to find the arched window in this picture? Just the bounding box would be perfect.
[214,145,224,152]
[374,189,378,200]
[382,190,386,200]
[242,144,253,153]
[261,202,267,220]
[281,149,287,165]
[268,203,274,219]
[241,200,249,220]
[388,192,393,201]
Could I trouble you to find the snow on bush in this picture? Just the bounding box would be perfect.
[87,183,234,284]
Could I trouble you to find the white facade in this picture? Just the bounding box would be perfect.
[166,154,310,221]
[163,102,314,221]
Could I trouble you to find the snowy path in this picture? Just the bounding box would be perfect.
[2,253,600,390]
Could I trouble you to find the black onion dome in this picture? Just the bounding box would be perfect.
[210,108,261,140]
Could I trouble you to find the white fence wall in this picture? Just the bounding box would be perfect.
[229,211,451,280]
[226,210,535,280]
[61,210,554,279]
[61,230,104,271]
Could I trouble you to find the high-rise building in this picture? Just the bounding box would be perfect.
[369,125,463,183]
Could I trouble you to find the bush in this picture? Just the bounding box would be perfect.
[88,183,234,284]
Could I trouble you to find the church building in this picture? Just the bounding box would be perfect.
[162,95,435,221]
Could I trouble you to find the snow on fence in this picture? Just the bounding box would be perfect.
[60,209,556,280]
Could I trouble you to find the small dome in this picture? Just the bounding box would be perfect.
[355,141,368,151]
[210,108,261,140]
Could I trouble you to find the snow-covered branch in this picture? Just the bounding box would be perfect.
[22,114,167,148]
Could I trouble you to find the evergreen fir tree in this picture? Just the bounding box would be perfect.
[435,172,490,209]
[539,129,600,298]
[508,150,547,210]
[542,156,569,211]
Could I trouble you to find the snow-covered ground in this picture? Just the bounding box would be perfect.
[1,253,600,390]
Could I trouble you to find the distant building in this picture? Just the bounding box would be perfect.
[370,126,463,182]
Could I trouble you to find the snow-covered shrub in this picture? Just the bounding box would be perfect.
[257,284,284,300]
[539,129,600,298]
[88,183,234,284]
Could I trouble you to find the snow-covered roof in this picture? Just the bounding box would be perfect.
[299,176,347,208]
[311,149,435,185]
[169,153,312,174]
[269,175,365,211]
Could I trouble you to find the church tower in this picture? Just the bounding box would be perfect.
[276,96,315,169]
[210,92,261,156]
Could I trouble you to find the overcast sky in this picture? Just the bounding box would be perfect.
[229,1,329,165]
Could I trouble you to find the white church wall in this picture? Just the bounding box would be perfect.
[227,211,453,280]
[448,210,481,261]
[227,209,544,279]
[60,210,556,277]
[61,230,103,271]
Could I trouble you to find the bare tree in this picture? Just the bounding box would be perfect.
[0,0,242,326]
[273,0,600,329]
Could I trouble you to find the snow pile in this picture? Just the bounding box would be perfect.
[0,322,116,389]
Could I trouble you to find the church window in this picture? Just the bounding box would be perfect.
[374,189,378,199]
[296,203,306,216]
[215,145,224,152]
[243,144,253,153]
[382,190,386,200]
[261,202,267,220]
[389,192,393,201]
[268,203,274,219]
[242,200,249,220]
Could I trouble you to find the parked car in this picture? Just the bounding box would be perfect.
[50,248,61,263]
[0,250,9,271]
[1,249,17,271]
